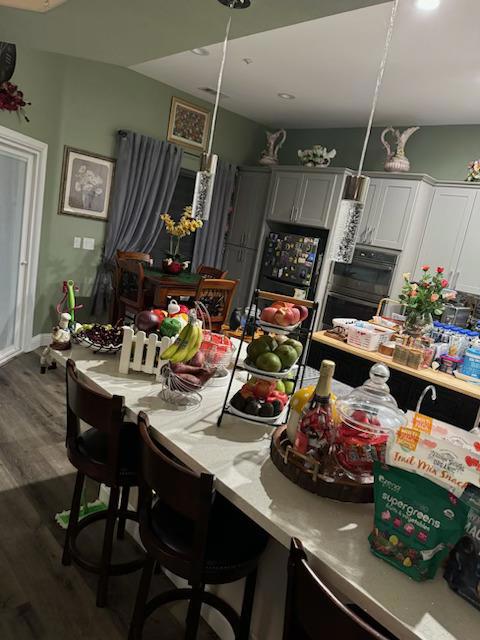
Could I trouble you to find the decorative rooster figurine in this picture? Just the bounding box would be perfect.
[381,126,420,173]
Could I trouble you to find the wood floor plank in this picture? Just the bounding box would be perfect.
[0,353,218,640]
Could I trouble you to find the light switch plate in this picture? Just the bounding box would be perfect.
[83,237,95,251]
[73,237,81,249]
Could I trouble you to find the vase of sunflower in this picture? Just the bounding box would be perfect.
[398,265,456,336]
[160,206,203,274]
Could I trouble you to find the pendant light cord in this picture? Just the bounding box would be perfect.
[207,16,232,157]
[357,0,399,178]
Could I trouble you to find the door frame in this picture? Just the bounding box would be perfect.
[0,125,47,365]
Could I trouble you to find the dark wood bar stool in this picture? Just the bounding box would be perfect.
[283,538,396,640]
[129,411,269,640]
[62,359,144,607]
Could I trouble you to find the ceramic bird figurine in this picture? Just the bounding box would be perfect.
[381,126,420,172]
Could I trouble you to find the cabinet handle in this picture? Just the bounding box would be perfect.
[447,269,453,284]
[290,204,295,221]
[242,232,247,246]
[368,228,374,244]
[359,229,366,244]
[454,270,460,288]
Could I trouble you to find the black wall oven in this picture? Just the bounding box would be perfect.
[322,247,399,327]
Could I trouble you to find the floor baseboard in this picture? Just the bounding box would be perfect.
[28,333,51,351]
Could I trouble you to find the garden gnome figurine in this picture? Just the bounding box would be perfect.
[259,129,287,165]
[381,126,420,172]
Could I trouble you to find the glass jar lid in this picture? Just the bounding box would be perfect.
[336,363,407,435]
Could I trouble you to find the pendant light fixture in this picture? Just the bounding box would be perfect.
[331,0,400,263]
[193,0,252,220]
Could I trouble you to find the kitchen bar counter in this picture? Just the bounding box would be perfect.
[48,345,479,640]
[313,331,480,401]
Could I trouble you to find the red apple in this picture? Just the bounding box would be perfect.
[274,307,301,327]
[253,379,276,399]
[294,305,309,322]
[260,307,278,324]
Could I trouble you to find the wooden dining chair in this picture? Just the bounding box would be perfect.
[197,264,228,279]
[195,278,238,332]
[283,538,396,640]
[116,258,151,322]
[116,250,152,264]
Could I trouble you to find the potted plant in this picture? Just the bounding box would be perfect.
[399,265,456,336]
[160,206,203,274]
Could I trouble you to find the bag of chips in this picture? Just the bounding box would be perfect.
[369,462,469,581]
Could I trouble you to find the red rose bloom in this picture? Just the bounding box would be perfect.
[421,265,430,271]
[441,279,449,288]
[437,266,445,274]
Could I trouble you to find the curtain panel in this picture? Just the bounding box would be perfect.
[91,130,183,315]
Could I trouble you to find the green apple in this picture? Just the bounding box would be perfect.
[276,380,286,393]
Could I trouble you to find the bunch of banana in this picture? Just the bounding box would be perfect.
[161,309,203,363]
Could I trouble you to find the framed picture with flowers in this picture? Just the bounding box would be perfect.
[167,97,211,153]
[58,146,115,221]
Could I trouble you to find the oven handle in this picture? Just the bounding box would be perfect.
[349,258,395,271]
[328,292,379,307]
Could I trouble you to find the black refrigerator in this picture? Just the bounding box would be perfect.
[257,227,327,301]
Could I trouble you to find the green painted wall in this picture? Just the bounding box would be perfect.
[281,125,480,181]
[0,47,265,335]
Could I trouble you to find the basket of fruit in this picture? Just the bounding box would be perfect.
[74,323,124,353]
[159,309,217,406]
[243,334,303,380]
[258,301,309,334]
[229,376,294,424]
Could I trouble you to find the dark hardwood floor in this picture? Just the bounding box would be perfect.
[0,352,218,639]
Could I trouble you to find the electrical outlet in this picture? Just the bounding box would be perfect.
[73,237,81,249]
[83,237,95,251]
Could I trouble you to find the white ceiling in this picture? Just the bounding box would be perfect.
[131,0,480,128]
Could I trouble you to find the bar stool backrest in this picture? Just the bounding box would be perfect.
[66,359,125,484]
[283,538,393,640]
[138,411,214,583]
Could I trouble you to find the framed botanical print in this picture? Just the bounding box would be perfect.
[58,146,115,221]
[167,97,211,153]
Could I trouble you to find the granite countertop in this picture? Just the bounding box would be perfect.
[49,344,478,640]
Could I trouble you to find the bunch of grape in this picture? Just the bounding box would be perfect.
[77,323,123,352]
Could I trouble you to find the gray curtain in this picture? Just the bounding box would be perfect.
[192,159,237,271]
[91,130,183,315]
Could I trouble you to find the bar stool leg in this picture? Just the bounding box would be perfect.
[96,486,120,608]
[185,585,205,640]
[62,471,85,566]
[238,569,258,640]
[117,486,130,540]
[129,555,156,640]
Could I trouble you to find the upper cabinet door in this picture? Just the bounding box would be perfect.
[454,194,480,295]
[413,187,476,281]
[228,171,270,250]
[357,179,381,244]
[266,171,304,223]
[368,180,419,250]
[296,173,337,228]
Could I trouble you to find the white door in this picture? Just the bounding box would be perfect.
[413,187,476,281]
[0,127,47,366]
[454,194,480,295]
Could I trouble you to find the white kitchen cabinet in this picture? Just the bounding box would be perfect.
[266,171,303,223]
[228,169,270,250]
[267,169,341,228]
[222,244,257,310]
[359,178,419,250]
[295,172,337,227]
[413,187,477,281]
[453,194,480,295]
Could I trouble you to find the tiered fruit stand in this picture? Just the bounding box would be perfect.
[217,290,319,427]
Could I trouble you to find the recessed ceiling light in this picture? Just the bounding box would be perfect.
[278,93,296,100]
[416,0,440,10]
[191,48,210,56]
[243,58,254,65]
[217,0,252,8]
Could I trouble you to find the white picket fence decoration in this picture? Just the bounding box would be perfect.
[119,326,175,380]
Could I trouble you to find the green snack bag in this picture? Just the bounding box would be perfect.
[369,462,468,581]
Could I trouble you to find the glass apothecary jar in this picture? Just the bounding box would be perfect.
[334,363,407,483]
